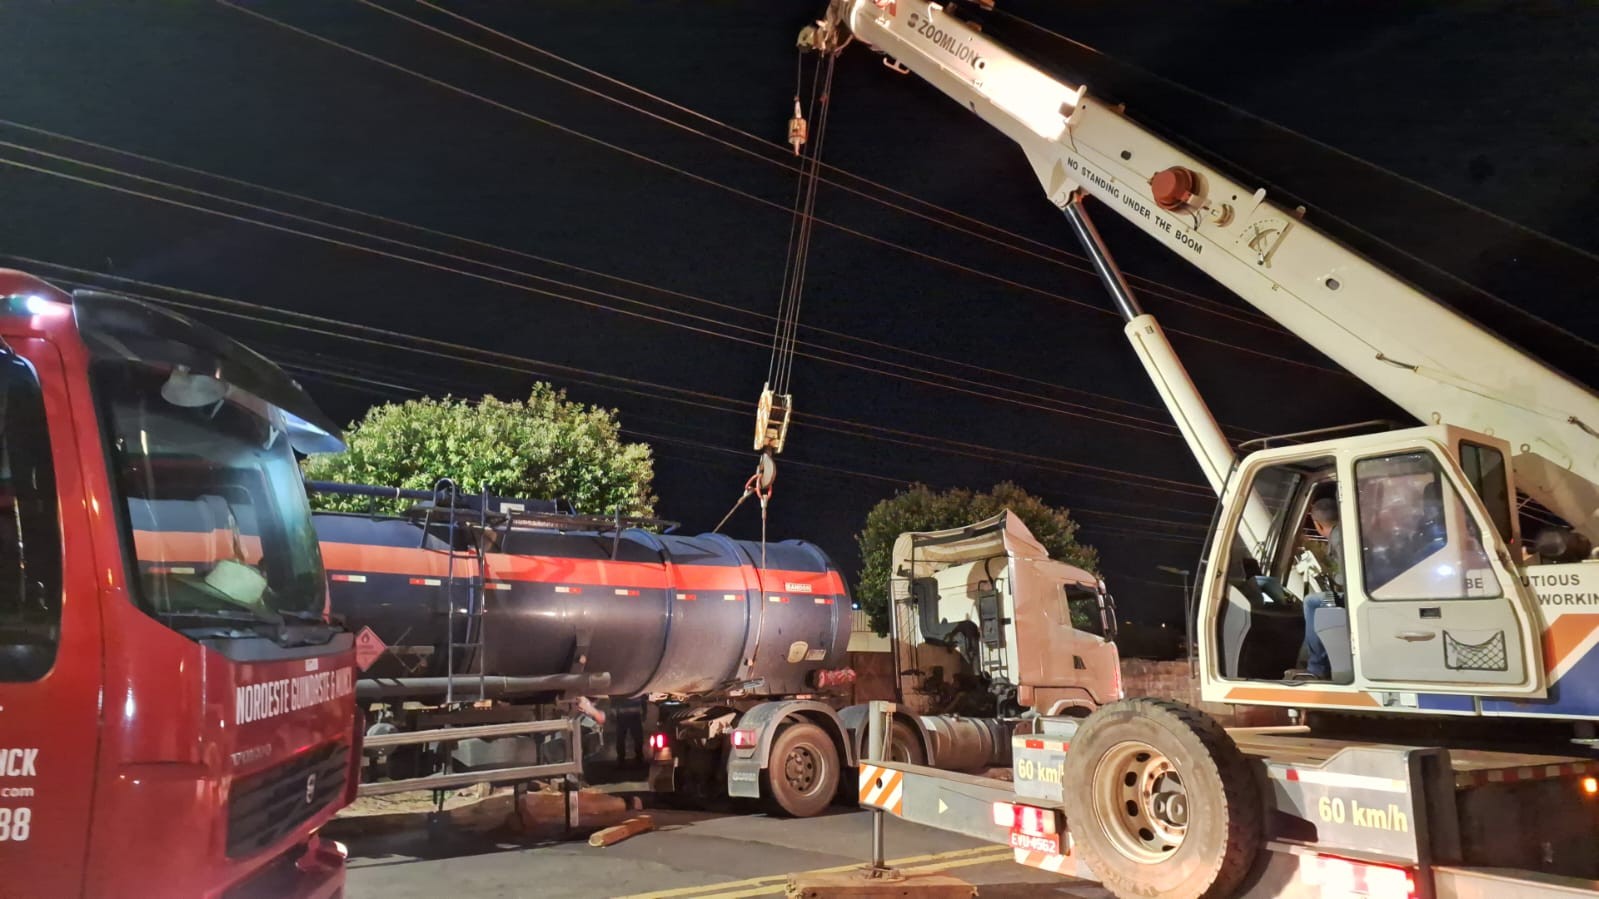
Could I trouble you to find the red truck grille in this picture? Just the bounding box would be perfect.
[226,743,349,858]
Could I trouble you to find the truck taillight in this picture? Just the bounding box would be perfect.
[730,728,757,749]
[1583,776,1598,796]
[1013,803,1058,836]
[1308,854,1416,899]
[649,732,668,751]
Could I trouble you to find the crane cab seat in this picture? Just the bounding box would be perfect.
[1312,604,1354,683]
[1219,568,1304,680]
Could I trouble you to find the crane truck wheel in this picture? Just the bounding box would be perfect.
[1061,699,1262,899]
[762,722,840,817]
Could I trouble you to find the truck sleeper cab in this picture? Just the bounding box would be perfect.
[0,272,359,898]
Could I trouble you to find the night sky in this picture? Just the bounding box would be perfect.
[3,2,1596,628]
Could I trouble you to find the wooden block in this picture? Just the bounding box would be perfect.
[787,868,976,898]
[588,814,655,847]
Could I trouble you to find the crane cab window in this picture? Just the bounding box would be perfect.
[0,355,62,683]
[1354,451,1498,600]
[1459,442,1513,545]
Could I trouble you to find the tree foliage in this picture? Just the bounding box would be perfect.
[854,482,1098,636]
[302,385,656,516]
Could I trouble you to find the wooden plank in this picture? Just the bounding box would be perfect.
[588,815,654,847]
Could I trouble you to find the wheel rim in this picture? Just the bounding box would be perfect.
[1090,740,1188,863]
[784,744,819,793]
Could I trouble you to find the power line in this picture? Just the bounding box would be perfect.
[25,258,1218,500]
[0,143,1214,438]
[0,117,1198,426]
[211,0,1352,378]
[394,0,1280,330]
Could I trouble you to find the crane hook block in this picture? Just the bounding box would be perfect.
[787,98,808,155]
[754,384,793,454]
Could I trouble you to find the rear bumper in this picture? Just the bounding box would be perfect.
[220,833,347,899]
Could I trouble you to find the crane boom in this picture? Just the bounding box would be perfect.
[816,0,1599,538]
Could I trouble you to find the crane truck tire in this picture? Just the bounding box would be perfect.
[763,722,841,817]
[1061,699,1262,899]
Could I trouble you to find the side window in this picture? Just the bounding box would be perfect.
[1355,451,1497,600]
[1064,582,1104,637]
[0,355,63,682]
[1459,442,1513,545]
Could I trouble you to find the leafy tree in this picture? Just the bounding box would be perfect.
[303,385,656,516]
[854,482,1097,636]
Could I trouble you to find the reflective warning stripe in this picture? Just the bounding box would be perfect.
[677,592,697,601]
[1020,737,1070,752]
[768,595,788,604]
[857,764,904,816]
[614,588,641,597]
[555,586,583,594]
[1455,759,1599,789]
[409,577,443,586]
[330,573,367,583]
[814,597,834,605]
[1268,765,1406,794]
[484,582,511,591]
[722,593,741,601]
[1013,847,1074,874]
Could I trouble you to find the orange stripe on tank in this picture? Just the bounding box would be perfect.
[319,542,479,578]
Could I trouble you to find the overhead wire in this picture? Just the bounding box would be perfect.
[0,140,1232,438]
[391,0,1280,331]
[0,117,1195,426]
[211,0,1353,378]
[26,258,1221,507]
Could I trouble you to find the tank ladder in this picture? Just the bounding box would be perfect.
[434,478,490,705]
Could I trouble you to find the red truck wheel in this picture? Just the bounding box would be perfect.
[763,722,839,817]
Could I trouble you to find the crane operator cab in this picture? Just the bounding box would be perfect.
[1196,424,1548,712]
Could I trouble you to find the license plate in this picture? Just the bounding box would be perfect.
[1009,831,1062,854]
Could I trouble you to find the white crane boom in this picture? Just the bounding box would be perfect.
[816,0,1599,538]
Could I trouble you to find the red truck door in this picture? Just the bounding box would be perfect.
[0,341,103,894]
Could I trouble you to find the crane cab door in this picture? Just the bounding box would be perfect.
[0,341,102,894]
[1199,428,1543,703]
[1343,436,1543,695]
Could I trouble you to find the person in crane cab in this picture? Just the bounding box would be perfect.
[1292,497,1343,680]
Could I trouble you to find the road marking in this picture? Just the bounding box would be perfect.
[684,850,1013,898]
[614,845,1011,898]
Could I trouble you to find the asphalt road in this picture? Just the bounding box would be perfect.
[344,805,1111,898]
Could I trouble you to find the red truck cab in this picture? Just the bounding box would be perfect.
[0,271,359,898]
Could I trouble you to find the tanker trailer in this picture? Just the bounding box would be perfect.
[309,483,860,816]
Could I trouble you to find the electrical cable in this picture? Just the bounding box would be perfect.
[212,0,1352,377]
[24,258,1219,500]
[0,144,1230,437]
[0,117,1197,426]
[390,0,1279,330]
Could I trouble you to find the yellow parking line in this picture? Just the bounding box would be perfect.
[686,849,1016,899]
[613,845,1012,899]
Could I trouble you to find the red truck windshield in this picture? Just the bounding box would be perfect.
[94,362,329,628]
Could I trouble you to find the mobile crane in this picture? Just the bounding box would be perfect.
[801,3,1599,897]
[0,270,360,898]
